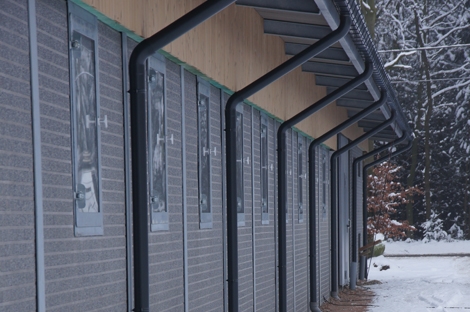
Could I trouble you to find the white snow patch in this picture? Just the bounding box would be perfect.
[368,241,470,312]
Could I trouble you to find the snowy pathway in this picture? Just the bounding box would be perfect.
[367,241,470,312]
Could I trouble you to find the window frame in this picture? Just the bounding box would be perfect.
[298,135,304,223]
[147,53,169,232]
[68,2,104,236]
[197,78,213,229]
[260,114,269,225]
[236,104,245,227]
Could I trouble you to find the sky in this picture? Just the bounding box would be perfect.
[367,240,470,312]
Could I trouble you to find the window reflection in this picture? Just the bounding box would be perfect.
[148,68,167,213]
[73,32,99,213]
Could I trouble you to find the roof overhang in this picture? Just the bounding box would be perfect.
[236,0,412,142]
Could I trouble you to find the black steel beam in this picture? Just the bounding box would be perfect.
[236,0,319,14]
[128,1,235,311]
[348,109,385,121]
[336,98,374,109]
[285,43,349,63]
[264,19,330,39]
[225,14,352,312]
[316,75,367,90]
[302,61,358,78]
[327,87,374,101]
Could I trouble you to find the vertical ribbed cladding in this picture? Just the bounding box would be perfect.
[333,0,412,138]
[0,0,36,310]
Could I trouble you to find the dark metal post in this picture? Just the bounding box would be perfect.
[361,138,413,279]
[350,135,406,282]
[330,111,396,298]
[128,1,235,310]
[225,15,352,311]
[307,90,386,310]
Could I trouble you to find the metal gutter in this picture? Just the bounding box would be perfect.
[28,0,45,310]
[351,134,407,286]
[128,1,235,310]
[225,14,351,311]
[360,138,413,279]
[329,111,396,298]
[307,90,386,311]
[121,32,133,312]
[314,0,412,139]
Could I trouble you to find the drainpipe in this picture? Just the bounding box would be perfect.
[361,138,413,279]
[350,134,406,286]
[225,14,351,312]
[277,60,372,312]
[308,90,386,311]
[330,110,396,298]
[128,1,235,311]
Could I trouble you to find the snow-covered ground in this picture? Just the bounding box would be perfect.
[367,240,470,312]
[383,239,470,255]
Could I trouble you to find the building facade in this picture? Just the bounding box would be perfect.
[0,0,411,311]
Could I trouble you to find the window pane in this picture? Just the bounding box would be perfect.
[298,141,303,219]
[236,111,244,214]
[261,121,268,214]
[148,68,167,213]
[198,93,211,214]
[73,31,99,213]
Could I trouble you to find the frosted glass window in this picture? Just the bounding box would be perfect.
[298,138,304,223]
[148,53,169,231]
[198,79,213,229]
[69,3,103,236]
[260,115,269,224]
[236,106,245,226]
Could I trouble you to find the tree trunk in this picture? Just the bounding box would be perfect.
[414,8,433,220]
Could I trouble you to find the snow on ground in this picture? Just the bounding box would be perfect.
[383,239,470,255]
[367,241,470,312]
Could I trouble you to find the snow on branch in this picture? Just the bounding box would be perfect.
[432,80,470,99]
[384,51,417,69]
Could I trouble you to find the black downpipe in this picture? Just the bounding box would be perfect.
[352,134,406,270]
[128,1,235,311]
[361,138,413,279]
[350,134,406,287]
[276,60,372,312]
[225,14,352,312]
[330,110,396,298]
[307,90,386,310]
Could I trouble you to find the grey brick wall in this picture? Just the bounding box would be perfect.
[147,58,184,311]
[0,0,37,310]
[37,1,127,310]
[1,1,343,310]
[185,72,224,311]
[254,112,276,312]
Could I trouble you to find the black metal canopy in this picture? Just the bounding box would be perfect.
[236,0,412,142]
